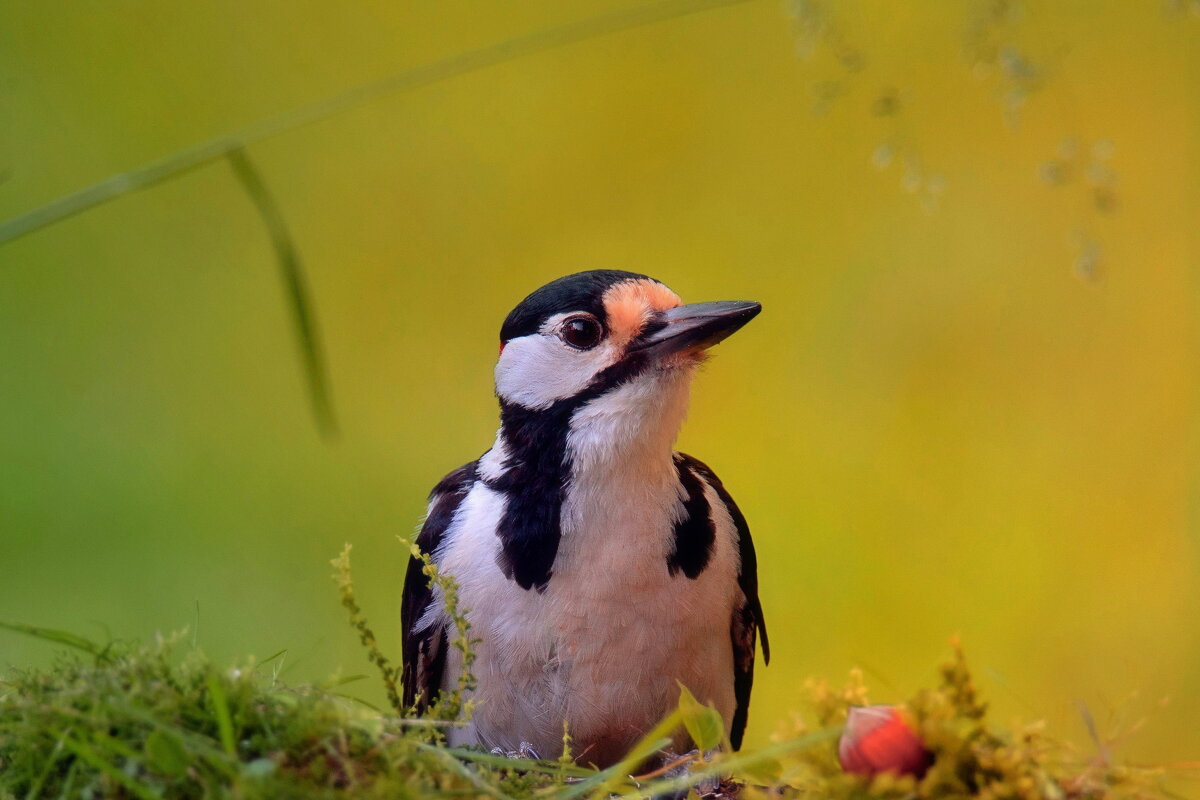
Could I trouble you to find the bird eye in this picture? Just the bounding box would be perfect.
[560,316,603,350]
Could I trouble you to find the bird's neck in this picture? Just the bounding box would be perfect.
[563,367,693,477]
[481,368,694,591]
[491,366,694,479]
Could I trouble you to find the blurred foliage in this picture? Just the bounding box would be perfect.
[0,0,1198,791]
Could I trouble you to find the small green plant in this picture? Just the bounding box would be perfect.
[768,639,1183,800]
[397,537,479,723]
[331,544,403,715]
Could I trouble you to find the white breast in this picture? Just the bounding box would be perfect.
[426,370,743,762]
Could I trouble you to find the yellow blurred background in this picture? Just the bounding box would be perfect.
[1,0,1197,769]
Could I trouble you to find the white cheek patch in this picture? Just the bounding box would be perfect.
[494,316,620,410]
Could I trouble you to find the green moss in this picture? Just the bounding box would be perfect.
[0,554,1185,799]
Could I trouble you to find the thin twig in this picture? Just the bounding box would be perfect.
[631,751,697,781]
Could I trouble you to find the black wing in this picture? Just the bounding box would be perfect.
[401,460,477,711]
[677,453,770,751]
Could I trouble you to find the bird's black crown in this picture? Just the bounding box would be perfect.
[499,269,651,342]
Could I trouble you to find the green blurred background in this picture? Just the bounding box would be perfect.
[2,0,1197,769]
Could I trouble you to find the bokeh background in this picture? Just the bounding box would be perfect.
[2,0,1198,770]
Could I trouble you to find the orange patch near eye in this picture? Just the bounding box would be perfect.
[601,279,682,348]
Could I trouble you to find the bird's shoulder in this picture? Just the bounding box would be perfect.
[674,451,770,751]
[672,453,768,649]
[673,452,734,502]
[665,452,721,579]
[669,451,756,580]
[429,459,480,504]
[416,460,479,545]
[671,451,751,540]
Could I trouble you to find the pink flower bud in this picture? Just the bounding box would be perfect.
[838,705,931,778]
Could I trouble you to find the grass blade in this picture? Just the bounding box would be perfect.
[414,742,518,800]
[23,729,70,800]
[227,147,337,438]
[589,711,681,797]
[0,621,105,659]
[0,0,754,246]
[0,0,758,441]
[616,729,838,799]
[439,747,595,778]
[205,669,238,757]
[104,700,239,778]
[55,731,160,800]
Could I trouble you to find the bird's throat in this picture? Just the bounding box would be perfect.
[485,400,575,592]
[485,368,694,592]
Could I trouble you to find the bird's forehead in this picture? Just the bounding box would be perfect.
[600,279,682,345]
[499,270,677,342]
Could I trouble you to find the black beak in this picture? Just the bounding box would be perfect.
[631,300,762,359]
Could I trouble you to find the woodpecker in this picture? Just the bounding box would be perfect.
[401,269,768,767]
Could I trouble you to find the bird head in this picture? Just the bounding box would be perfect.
[494,271,759,459]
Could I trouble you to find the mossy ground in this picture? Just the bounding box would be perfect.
[0,548,1189,799]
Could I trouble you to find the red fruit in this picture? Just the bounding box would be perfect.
[838,705,931,778]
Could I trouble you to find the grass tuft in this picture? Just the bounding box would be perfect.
[0,629,570,799]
